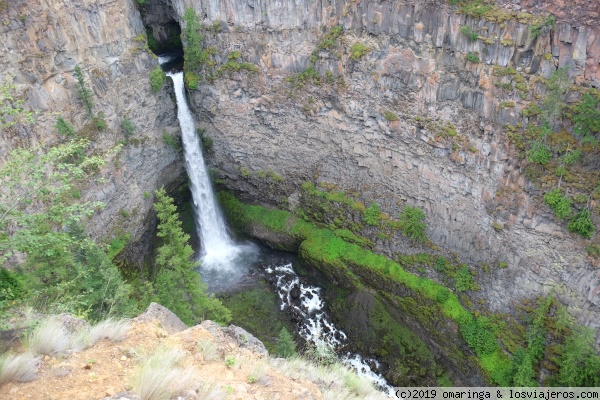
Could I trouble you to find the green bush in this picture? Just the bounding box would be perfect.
[384,111,399,121]
[349,43,371,60]
[466,52,479,63]
[184,71,200,90]
[543,188,572,219]
[572,91,600,144]
[363,202,381,226]
[530,15,555,40]
[454,266,475,292]
[56,117,76,137]
[150,66,165,92]
[94,112,107,131]
[399,205,427,242]
[460,25,479,41]
[121,118,135,138]
[0,268,24,303]
[527,141,552,165]
[568,209,595,238]
[460,316,499,356]
[163,131,182,152]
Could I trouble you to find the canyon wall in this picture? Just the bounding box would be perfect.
[0,0,181,259]
[142,0,600,332]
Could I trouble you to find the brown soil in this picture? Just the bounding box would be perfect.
[0,319,321,400]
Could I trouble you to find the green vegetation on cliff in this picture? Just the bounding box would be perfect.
[218,191,510,384]
[219,190,600,386]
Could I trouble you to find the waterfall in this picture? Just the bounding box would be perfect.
[167,71,241,268]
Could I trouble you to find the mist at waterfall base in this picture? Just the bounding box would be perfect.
[161,56,392,395]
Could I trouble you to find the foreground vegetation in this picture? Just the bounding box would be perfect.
[0,136,228,329]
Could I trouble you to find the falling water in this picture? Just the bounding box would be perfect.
[167,71,243,268]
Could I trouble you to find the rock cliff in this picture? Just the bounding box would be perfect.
[0,0,182,262]
[140,0,600,332]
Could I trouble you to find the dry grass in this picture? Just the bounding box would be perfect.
[197,339,219,361]
[271,356,387,400]
[26,318,71,355]
[88,319,129,345]
[0,353,40,384]
[133,348,196,400]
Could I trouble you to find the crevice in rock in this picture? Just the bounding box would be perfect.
[137,0,183,56]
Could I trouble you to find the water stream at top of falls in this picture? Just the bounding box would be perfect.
[167,71,245,269]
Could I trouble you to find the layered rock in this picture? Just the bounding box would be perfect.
[140,0,600,332]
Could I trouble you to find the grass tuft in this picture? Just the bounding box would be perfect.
[89,319,130,344]
[133,348,195,400]
[27,318,71,355]
[0,353,40,384]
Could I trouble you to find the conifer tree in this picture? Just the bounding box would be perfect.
[275,327,297,358]
[153,188,231,326]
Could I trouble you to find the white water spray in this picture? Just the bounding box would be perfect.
[167,71,242,268]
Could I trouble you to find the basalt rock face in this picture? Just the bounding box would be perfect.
[0,0,182,263]
[146,0,599,333]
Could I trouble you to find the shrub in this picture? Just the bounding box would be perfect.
[454,266,475,292]
[201,135,213,151]
[527,141,552,165]
[275,328,297,358]
[94,112,107,130]
[121,118,135,138]
[466,52,479,63]
[530,15,555,40]
[399,205,427,242]
[56,117,76,137]
[150,66,165,92]
[383,111,399,121]
[543,188,572,219]
[0,267,24,304]
[460,25,479,41]
[568,209,595,239]
[162,131,182,152]
[363,202,381,226]
[572,91,600,144]
[460,317,499,356]
[0,353,40,384]
[224,355,236,367]
[349,43,370,60]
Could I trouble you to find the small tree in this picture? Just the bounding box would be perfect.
[56,117,76,137]
[275,328,296,358]
[73,66,93,117]
[153,188,231,325]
